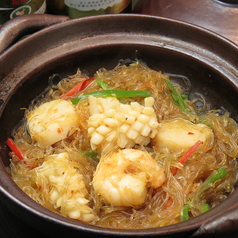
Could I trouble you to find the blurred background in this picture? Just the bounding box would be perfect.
[1,0,238,44]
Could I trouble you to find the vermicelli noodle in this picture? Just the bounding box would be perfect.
[7,61,238,229]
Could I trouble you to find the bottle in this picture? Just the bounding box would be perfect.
[0,0,47,25]
[47,0,132,18]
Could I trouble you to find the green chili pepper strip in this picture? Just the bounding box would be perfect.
[71,90,151,104]
[204,167,228,185]
[181,93,188,100]
[79,150,98,161]
[164,78,187,109]
[181,204,190,221]
[199,167,228,193]
[193,167,228,214]
[96,78,111,90]
[201,203,210,213]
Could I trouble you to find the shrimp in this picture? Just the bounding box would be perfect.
[93,149,165,207]
[26,99,80,146]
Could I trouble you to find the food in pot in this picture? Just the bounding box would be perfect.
[93,148,165,207]
[7,61,238,229]
[26,99,80,146]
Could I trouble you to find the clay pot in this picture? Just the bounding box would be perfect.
[0,14,238,238]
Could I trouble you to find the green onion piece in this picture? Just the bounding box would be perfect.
[164,78,187,109]
[181,204,190,221]
[79,150,98,161]
[96,78,111,90]
[204,167,228,185]
[71,90,151,104]
[201,203,210,213]
[193,167,228,212]
[181,93,188,100]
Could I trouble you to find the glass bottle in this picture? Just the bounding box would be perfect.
[47,0,132,18]
[0,0,46,25]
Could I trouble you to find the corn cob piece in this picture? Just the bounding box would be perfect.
[87,96,159,150]
[35,152,95,223]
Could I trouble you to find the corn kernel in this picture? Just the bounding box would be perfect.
[106,131,117,142]
[96,125,111,135]
[56,196,64,207]
[91,132,104,145]
[88,118,100,128]
[97,104,103,113]
[129,110,140,117]
[137,114,150,123]
[142,107,154,115]
[119,123,130,133]
[117,134,129,148]
[81,213,96,223]
[50,188,59,201]
[149,118,159,128]
[120,104,132,113]
[132,121,144,132]
[126,128,139,140]
[90,142,97,151]
[144,97,154,107]
[89,96,99,114]
[141,137,150,146]
[125,140,135,148]
[114,113,126,122]
[104,109,116,117]
[68,210,81,219]
[131,102,142,112]
[88,127,95,135]
[97,114,106,120]
[104,118,118,127]
[99,98,110,111]
[125,115,136,124]
[108,100,119,109]
[100,98,117,111]
[141,124,151,137]
[150,128,158,138]
[134,135,145,144]
[76,197,88,204]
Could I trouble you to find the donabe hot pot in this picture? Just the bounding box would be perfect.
[0,14,238,238]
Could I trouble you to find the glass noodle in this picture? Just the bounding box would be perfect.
[8,61,238,229]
